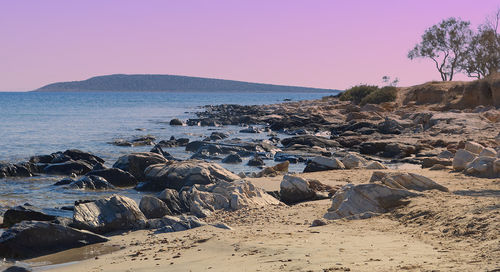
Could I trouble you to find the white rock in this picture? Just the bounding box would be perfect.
[279,175,331,204]
[303,156,345,172]
[479,147,497,157]
[465,156,499,178]
[324,184,418,220]
[364,161,388,169]
[341,153,367,169]
[464,141,484,155]
[369,171,448,192]
[452,149,477,171]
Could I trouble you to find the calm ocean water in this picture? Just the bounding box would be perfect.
[0,91,333,216]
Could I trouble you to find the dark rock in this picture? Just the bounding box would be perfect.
[150,144,173,159]
[69,175,115,190]
[63,149,104,165]
[87,168,138,187]
[421,157,453,168]
[157,189,189,214]
[92,162,107,171]
[169,118,184,126]
[303,157,345,173]
[281,135,339,148]
[50,153,72,164]
[239,126,261,133]
[280,175,335,204]
[377,118,403,134]
[110,139,133,147]
[139,195,172,219]
[43,160,93,176]
[0,163,33,178]
[0,221,109,259]
[53,177,74,186]
[113,152,168,180]
[209,132,229,141]
[247,156,265,167]
[221,154,242,164]
[29,154,54,164]
[2,265,32,272]
[2,206,57,228]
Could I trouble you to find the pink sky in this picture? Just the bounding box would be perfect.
[0,0,498,91]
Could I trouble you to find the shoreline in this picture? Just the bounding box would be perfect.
[1,77,499,271]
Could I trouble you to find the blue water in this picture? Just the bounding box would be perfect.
[0,91,334,216]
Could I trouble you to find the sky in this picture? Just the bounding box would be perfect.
[0,0,498,91]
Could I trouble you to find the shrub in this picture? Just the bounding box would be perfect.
[360,86,397,105]
[339,85,379,104]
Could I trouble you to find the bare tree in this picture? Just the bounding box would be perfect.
[408,18,473,81]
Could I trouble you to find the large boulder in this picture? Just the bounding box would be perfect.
[369,172,448,192]
[303,157,345,173]
[72,195,147,234]
[377,117,403,134]
[139,195,172,219]
[169,118,184,126]
[421,157,452,168]
[479,147,497,157]
[0,163,34,178]
[452,149,477,171]
[247,156,265,167]
[341,153,367,169]
[221,154,243,164]
[281,135,339,148]
[0,221,108,259]
[279,175,335,204]
[180,180,280,218]
[464,141,484,155]
[323,184,418,220]
[365,161,388,169]
[86,168,138,187]
[68,175,115,190]
[43,160,93,176]
[113,152,168,180]
[2,206,56,228]
[140,160,240,191]
[464,157,500,178]
[157,188,189,214]
[62,149,104,165]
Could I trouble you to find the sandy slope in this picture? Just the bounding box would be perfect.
[30,168,499,271]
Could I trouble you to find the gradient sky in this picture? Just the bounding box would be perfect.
[1,0,498,91]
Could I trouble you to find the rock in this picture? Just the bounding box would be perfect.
[53,177,75,186]
[43,160,93,176]
[157,189,189,214]
[279,175,335,204]
[147,215,206,232]
[341,153,367,169]
[365,161,388,169]
[180,180,280,217]
[281,135,339,148]
[437,150,455,159]
[2,206,57,228]
[68,175,115,190]
[221,154,242,164]
[464,141,484,155]
[92,162,107,171]
[29,154,54,164]
[113,152,168,180]
[2,266,32,272]
[429,164,448,170]
[140,160,240,191]
[421,157,452,168]
[256,161,290,177]
[239,126,261,133]
[0,221,108,259]
[369,172,448,192]
[139,195,172,219]
[62,149,104,165]
[209,132,229,141]
[303,157,345,173]
[324,184,419,220]
[72,195,147,234]
[377,117,403,134]
[464,156,500,178]
[247,156,265,167]
[110,139,133,147]
[86,168,138,187]
[211,222,233,230]
[311,219,328,227]
[169,118,184,126]
[479,147,497,157]
[452,149,477,171]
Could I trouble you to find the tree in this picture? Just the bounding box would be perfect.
[408,17,473,81]
[461,8,500,78]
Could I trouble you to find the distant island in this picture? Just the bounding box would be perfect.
[34,74,339,93]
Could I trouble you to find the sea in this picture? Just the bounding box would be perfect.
[0,91,334,217]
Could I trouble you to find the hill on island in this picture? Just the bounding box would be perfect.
[34,74,339,93]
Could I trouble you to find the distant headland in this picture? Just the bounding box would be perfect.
[33,74,339,93]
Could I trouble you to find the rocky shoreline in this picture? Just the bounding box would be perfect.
[0,76,499,271]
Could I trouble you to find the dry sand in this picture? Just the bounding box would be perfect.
[27,168,499,271]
